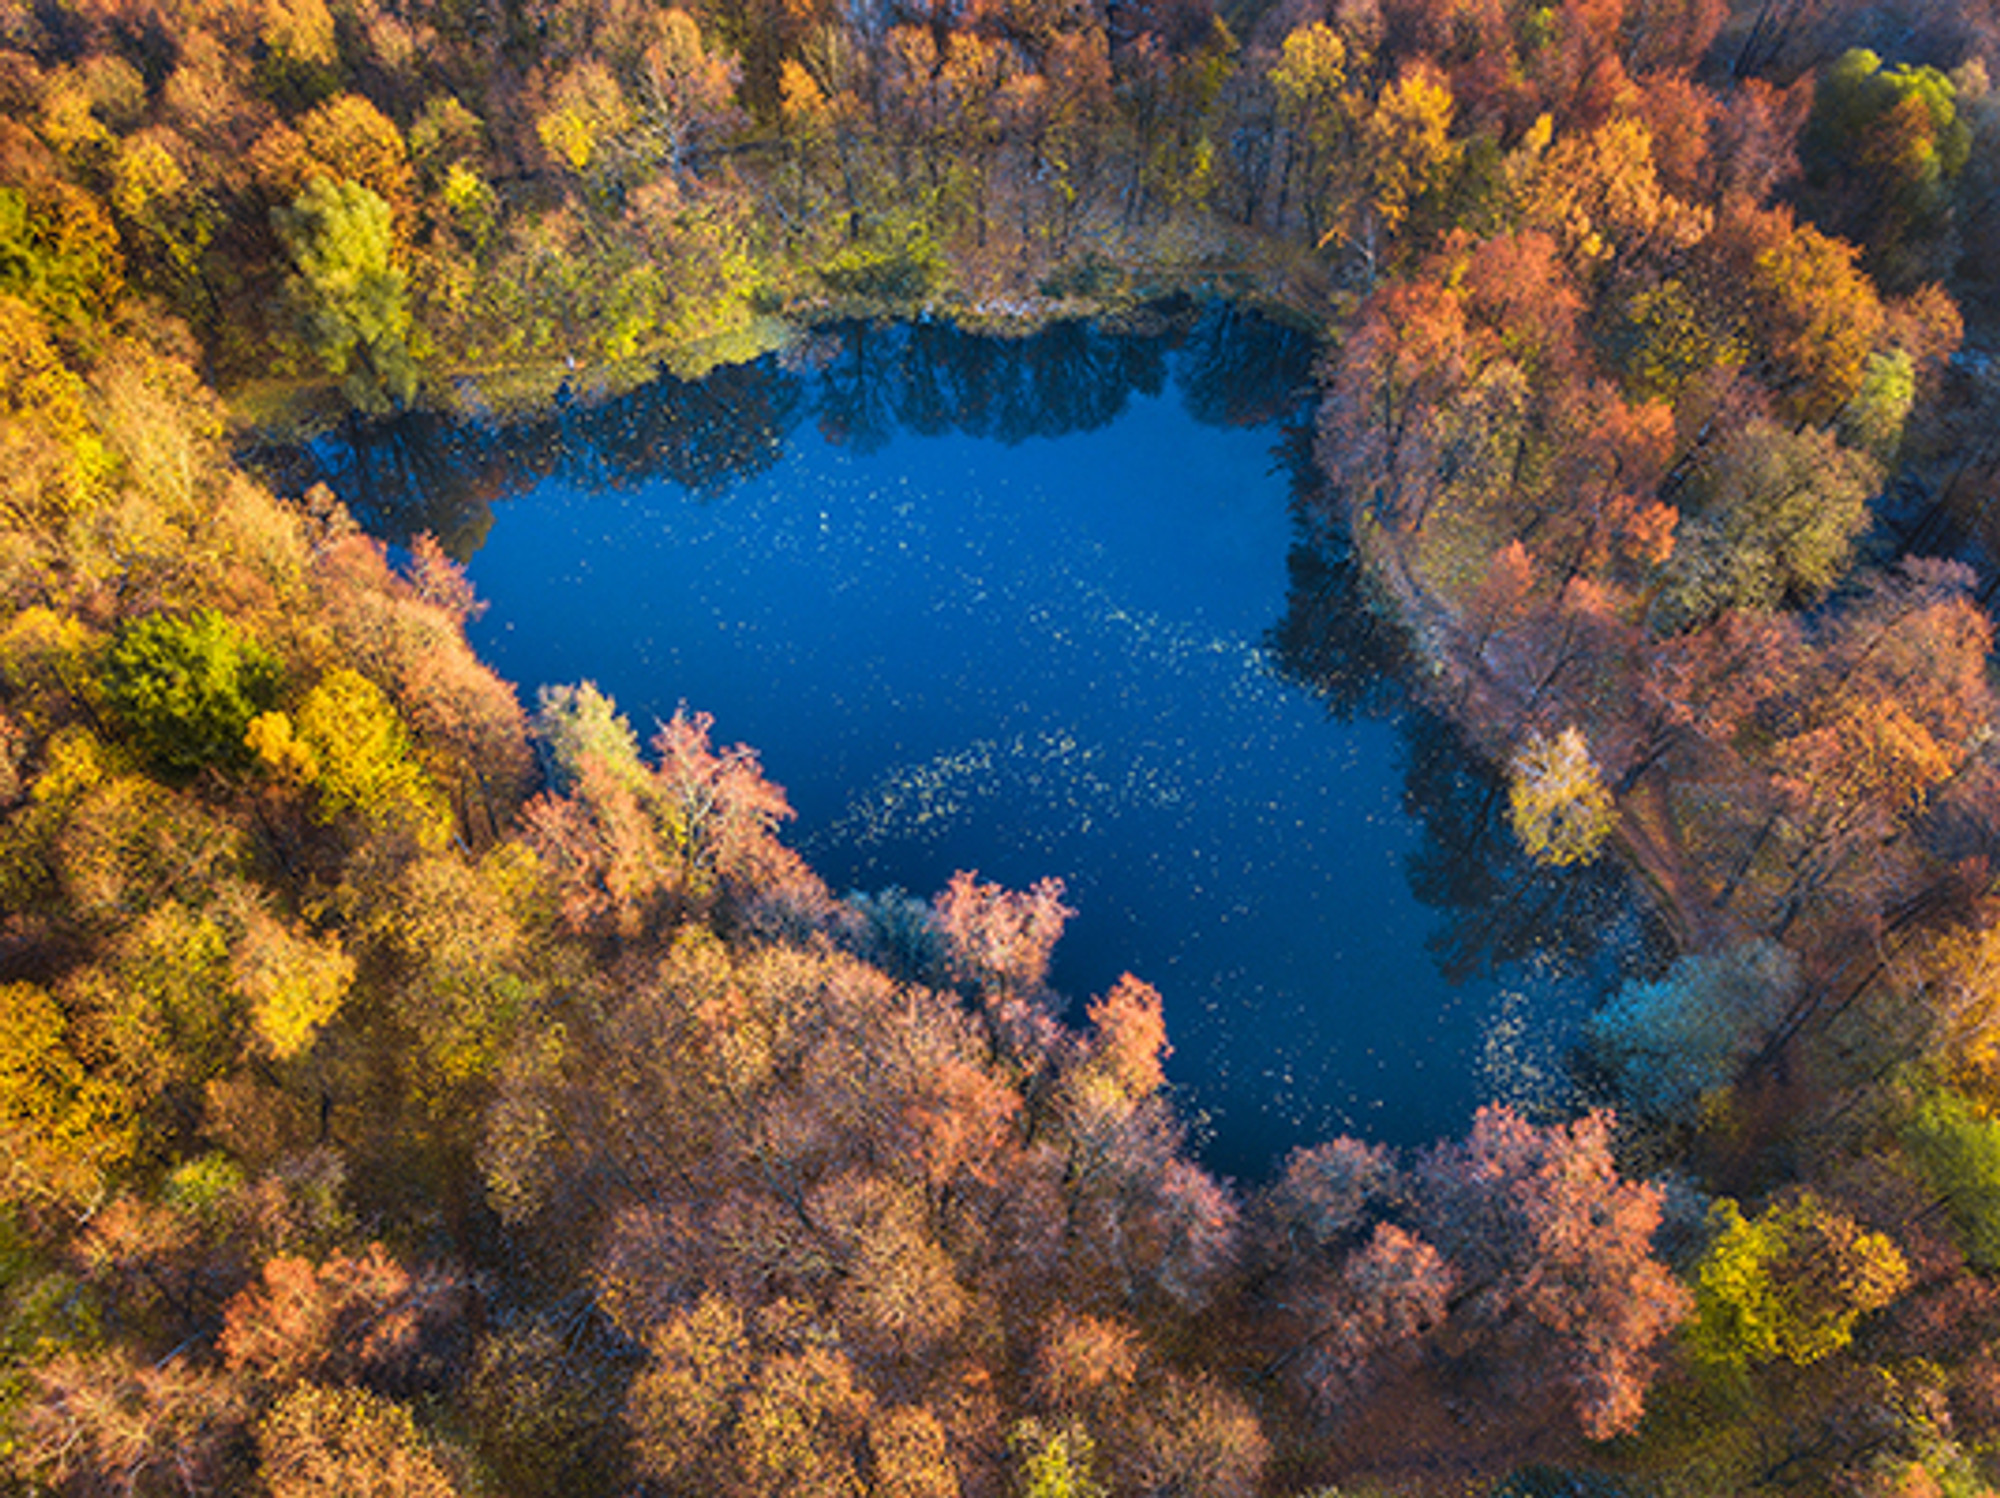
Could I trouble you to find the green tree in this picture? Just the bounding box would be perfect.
[273,178,418,413]
[1805,49,1971,284]
[1837,348,1916,459]
[1900,1085,2000,1271]
[102,609,281,777]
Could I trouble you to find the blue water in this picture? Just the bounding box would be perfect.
[307,312,1656,1178]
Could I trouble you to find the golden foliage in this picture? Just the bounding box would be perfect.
[1507,725,1618,866]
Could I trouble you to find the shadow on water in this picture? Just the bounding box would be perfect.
[1393,704,1675,991]
[1263,425,1674,1057]
[1262,426,1416,725]
[254,358,810,558]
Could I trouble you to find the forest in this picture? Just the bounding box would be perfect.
[2,0,2000,1490]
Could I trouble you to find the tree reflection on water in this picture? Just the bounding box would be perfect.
[1264,430,1675,1043]
[265,300,1320,556]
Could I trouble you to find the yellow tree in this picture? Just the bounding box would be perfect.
[626,1295,881,1498]
[1507,725,1617,866]
[534,62,635,182]
[257,1383,464,1497]
[0,296,115,523]
[1354,58,1456,272]
[1749,215,1887,426]
[254,94,417,238]
[1510,113,1711,273]
[229,904,354,1061]
[1269,23,1354,244]
[0,183,126,332]
[250,667,451,847]
[0,980,138,1207]
[1691,1192,1909,1369]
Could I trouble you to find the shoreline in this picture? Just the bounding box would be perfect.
[223,233,1340,439]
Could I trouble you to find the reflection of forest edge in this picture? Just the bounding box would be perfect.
[253,300,1320,560]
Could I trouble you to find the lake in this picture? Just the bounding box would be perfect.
[291,303,1665,1179]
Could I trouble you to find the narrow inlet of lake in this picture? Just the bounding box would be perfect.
[300,307,1664,1179]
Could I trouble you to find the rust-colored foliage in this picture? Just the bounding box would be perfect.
[221,1244,473,1395]
[933,869,1072,1001]
[1414,1105,1690,1439]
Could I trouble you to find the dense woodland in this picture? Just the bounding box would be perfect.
[3,0,2000,1490]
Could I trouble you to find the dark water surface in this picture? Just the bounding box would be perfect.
[292,306,1661,1179]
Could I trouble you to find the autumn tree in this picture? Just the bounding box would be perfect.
[630,10,741,179]
[1316,277,1479,535]
[0,294,114,524]
[220,1243,472,1395]
[1587,939,1800,1126]
[0,980,139,1208]
[624,1294,881,1498]
[933,869,1072,1002]
[1274,1217,1455,1407]
[256,1383,465,1497]
[0,182,125,331]
[1355,57,1456,272]
[276,96,416,231]
[17,1351,247,1494]
[1268,22,1355,244]
[1691,1191,1909,1369]
[1413,1105,1690,1439]
[1748,560,1994,937]
[649,706,798,902]
[1742,208,1886,425]
[106,129,213,305]
[1658,418,1881,625]
[1507,725,1618,867]
[231,902,355,1062]
[534,62,636,188]
[459,1315,628,1497]
[519,683,671,938]
[308,532,534,836]
[1620,0,1729,74]
[1508,113,1709,275]
[250,666,453,848]
[1011,1421,1107,1498]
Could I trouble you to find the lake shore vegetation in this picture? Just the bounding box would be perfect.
[4,0,2000,1491]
